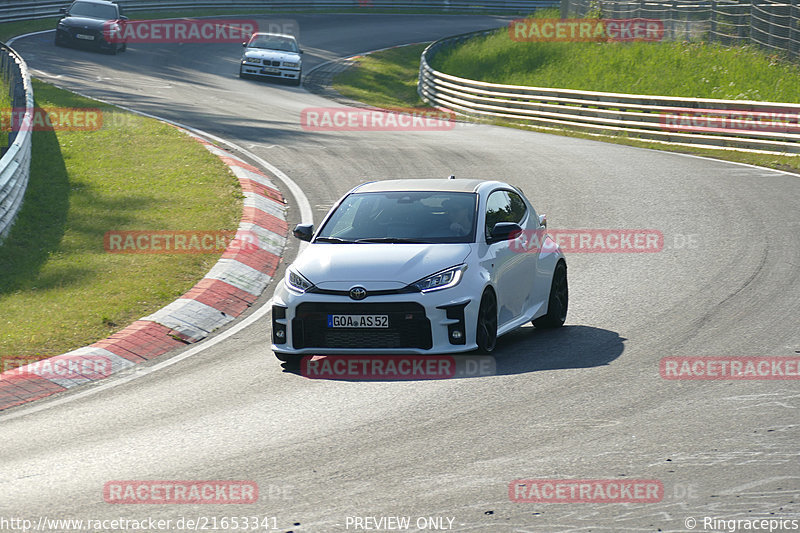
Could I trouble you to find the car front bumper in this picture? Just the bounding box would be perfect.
[270,281,482,356]
[240,60,301,80]
[57,27,121,50]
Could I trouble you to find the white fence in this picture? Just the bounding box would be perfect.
[418,29,800,154]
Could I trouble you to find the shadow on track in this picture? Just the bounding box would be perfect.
[492,324,625,375]
[277,325,624,381]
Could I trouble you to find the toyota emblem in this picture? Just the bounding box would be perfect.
[349,286,367,300]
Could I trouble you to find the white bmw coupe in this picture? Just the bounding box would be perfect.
[239,32,302,85]
[271,178,567,364]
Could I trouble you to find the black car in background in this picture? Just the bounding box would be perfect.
[54,0,127,54]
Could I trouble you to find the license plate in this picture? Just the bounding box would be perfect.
[76,34,95,40]
[328,314,388,328]
[261,67,279,74]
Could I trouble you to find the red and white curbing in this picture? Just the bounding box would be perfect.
[0,131,288,412]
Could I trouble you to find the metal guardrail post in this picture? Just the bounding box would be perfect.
[790,0,797,56]
[710,0,717,40]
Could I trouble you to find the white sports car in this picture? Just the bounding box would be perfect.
[239,32,302,85]
[271,178,567,364]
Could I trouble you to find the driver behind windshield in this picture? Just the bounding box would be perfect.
[443,197,474,236]
[251,37,295,51]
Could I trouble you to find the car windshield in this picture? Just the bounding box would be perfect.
[315,191,478,244]
[248,36,298,52]
[68,1,117,19]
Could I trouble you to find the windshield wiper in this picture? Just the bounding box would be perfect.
[354,238,433,244]
[314,237,356,243]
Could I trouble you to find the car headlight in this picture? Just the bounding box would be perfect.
[286,269,315,293]
[103,23,120,37]
[282,61,299,67]
[411,265,466,293]
[242,56,260,64]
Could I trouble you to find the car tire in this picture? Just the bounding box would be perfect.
[475,289,497,353]
[54,33,66,47]
[533,260,568,329]
[239,68,247,79]
[274,352,302,366]
[119,43,126,52]
[291,75,301,86]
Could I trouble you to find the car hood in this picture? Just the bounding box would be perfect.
[293,243,472,290]
[61,16,110,30]
[243,49,300,63]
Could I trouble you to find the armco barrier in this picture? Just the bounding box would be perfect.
[0,43,33,243]
[418,29,800,155]
[0,0,559,23]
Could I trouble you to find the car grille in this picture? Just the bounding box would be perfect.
[264,60,280,66]
[292,302,432,350]
[69,27,102,40]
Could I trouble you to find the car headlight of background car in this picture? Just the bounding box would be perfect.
[286,269,315,293]
[411,264,466,293]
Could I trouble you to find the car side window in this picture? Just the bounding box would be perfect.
[484,191,513,241]
[507,191,527,224]
[484,190,529,241]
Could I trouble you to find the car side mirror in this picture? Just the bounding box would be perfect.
[119,15,128,21]
[242,42,247,47]
[489,222,522,244]
[60,7,67,13]
[299,49,304,54]
[538,214,547,228]
[293,224,314,242]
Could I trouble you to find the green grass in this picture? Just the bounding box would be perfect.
[0,18,59,43]
[430,30,800,102]
[333,44,428,108]
[0,80,241,360]
[332,43,800,173]
[0,77,9,150]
